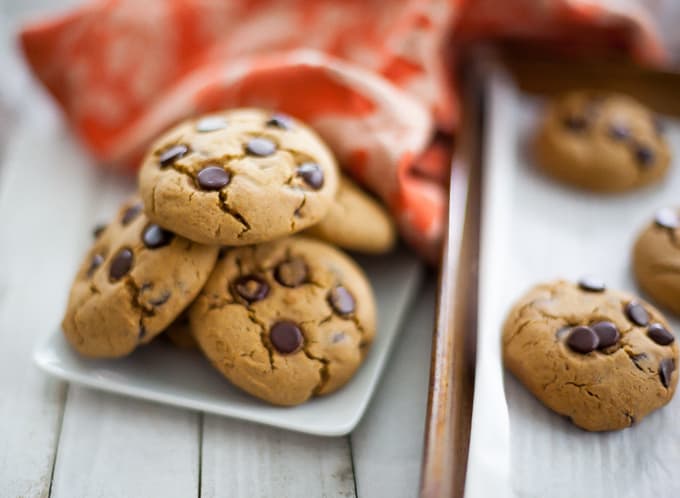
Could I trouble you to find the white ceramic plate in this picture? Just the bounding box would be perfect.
[34,249,422,436]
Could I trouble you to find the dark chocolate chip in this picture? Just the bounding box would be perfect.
[266,114,292,130]
[92,224,107,238]
[654,208,679,229]
[647,323,675,346]
[109,248,133,281]
[87,253,104,277]
[195,116,227,133]
[578,276,605,293]
[566,326,599,354]
[149,291,171,306]
[634,145,655,167]
[121,203,143,225]
[297,162,324,190]
[197,165,230,190]
[232,275,269,303]
[626,301,649,327]
[592,321,620,349]
[328,286,356,316]
[142,224,174,249]
[332,332,346,343]
[563,115,587,131]
[269,321,304,354]
[246,137,277,156]
[159,144,190,167]
[659,358,675,388]
[274,259,308,288]
[608,123,630,141]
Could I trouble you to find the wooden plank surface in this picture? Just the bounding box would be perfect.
[201,417,356,498]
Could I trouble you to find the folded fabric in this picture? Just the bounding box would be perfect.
[19,0,672,260]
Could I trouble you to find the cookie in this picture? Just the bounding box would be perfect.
[633,208,680,315]
[62,199,219,358]
[503,278,678,431]
[534,91,670,192]
[164,312,198,349]
[305,176,396,254]
[189,236,376,406]
[139,109,339,245]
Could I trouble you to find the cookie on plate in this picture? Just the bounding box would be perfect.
[62,199,219,358]
[534,91,670,192]
[305,176,396,254]
[503,278,678,431]
[139,109,339,245]
[189,236,376,406]
[634,208,680,315]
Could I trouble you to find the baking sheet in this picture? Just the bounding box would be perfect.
[466,70,680,497]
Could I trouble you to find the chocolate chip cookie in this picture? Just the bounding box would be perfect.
[305,176,396,254]
[62,199,219,358]
[633,208,680,316]
[139,109,339,245]
[164,312,198,349]
[189,236,376,406]
[534,91,670,192]
[503,278,678,431]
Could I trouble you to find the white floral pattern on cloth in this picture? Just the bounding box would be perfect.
[19,0,674,260]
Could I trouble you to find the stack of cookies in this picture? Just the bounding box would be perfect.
[62,109,397,406]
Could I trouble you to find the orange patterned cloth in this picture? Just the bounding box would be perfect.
[19,0,670,260]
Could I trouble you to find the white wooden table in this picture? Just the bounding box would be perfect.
[0,2,436,496]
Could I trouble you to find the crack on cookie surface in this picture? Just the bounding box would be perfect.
[217,190,251,235]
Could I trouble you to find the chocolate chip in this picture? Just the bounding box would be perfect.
[592,321,620,349]
[566,326,599,354]
[332,332,346,343]
[659,358,675,388]
[232,275,269,303]
[195,116,227,132]
[121,203,143,225]
[608,124,629,141]
[159,144,190,167]
[87,253,104,277]
[297,162,324,189]
[563,114,587,131]
[269,321,304,354]
[654,208,679,229]
[578,276,605,293]
[92,224,107,238]
[142,224,174,249]
[274,259,308,288]
[246,137,277,156]
[626,301,649,327]
[197,166,230,190]
[647,323,674,346]
[150,292,171,306]
[634,145,655,167]
[109,248,133,281]
[266,114,292,129]
[328,286,355,316]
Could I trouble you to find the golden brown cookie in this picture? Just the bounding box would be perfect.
[163,312,198,349]
[62,199,219,358]
[139,109,339,245]
[189,236,376,406]
[534,91,670,192]
[633,208,680,316]
[305,176,396,254]
[503,278,678,431]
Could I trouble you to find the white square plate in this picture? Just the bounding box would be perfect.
[34,249,422,436]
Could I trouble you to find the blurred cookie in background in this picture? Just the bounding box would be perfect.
[534,91,670,192]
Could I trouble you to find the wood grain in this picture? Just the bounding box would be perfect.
[419,64,483,498]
